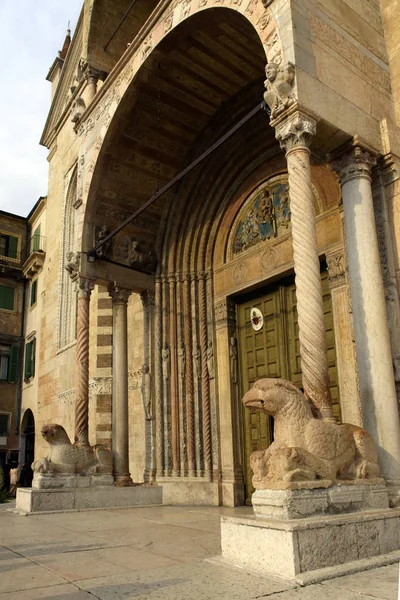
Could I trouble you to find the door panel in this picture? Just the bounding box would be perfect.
[238,271,339,503]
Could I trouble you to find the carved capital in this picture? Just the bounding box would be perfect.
[274,111,316,154]
[108,283,132,304]
[330,142,377,186]
[78,276,95,298]
[326,251,346,288]
[379,155,400,187]
[215,298,236,326]
[141,289,155,308]
[85,66,102,85]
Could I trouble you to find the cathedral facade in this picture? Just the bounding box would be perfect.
[20,0,400,505]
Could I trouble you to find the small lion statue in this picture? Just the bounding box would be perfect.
[32,424,112,476]
[243,378,380,489]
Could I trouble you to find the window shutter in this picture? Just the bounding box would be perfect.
[8,344,19,383]
[31,338,36,377]
[30,280,37,306]
[33,227,40,252]
[8,235,18,259]
[0,286,15,310]
[24,342,31,381]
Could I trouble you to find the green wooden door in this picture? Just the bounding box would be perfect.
[238,271,339,503]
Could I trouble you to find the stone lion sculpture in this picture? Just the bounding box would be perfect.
[32,424,112,476]
[243,378,380,489]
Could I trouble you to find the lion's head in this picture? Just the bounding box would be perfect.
[242,378,303,415]
[41,424,71,445]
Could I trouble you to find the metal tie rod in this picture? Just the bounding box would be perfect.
[89,101,267,257]
[104,0,138,51]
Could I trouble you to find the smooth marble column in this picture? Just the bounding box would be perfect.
[333,145,400,481]
[109,283,133,486]
[274,111,334,421]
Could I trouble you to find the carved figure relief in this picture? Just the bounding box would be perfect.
[230,335,238,384]
[162,342,170,381]
[65,251,80,281]
[93,225,111,258]
[194,343,201,380]
[178,343,186,379]
[71,97,86,123]
[243,378,380,490]
[141,363,152,420]
[232,177,291,254]
[129,240,158,272]
[263,62,295,119]
[206,341,215,380]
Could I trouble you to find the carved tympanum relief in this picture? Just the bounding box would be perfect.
[231,175,322,256]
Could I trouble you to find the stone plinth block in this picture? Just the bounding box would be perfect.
[252,481,389,519]
[16,485,162,514]
[32,473,114,489]
[220,508,400,582]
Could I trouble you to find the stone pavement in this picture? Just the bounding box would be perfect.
[0,500,398,599]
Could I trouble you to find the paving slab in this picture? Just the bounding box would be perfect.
[322,563,399,600]
[0,583,96,599]
[0,556,66,594]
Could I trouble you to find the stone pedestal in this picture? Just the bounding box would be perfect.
[16,484,162,514]
[32,473,114,489]
[220,486,400,583]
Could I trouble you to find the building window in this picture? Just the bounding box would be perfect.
[24,338,36,381]
[0,233,18,259]
[0,345,19,383]
[30,279,37,307]
[0,285,15,311]
[0,414,9,436]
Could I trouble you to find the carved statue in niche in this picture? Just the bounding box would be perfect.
[93,225,111,258]
[264,62,295,120]
[206,341,215,380]
[193,343,201,380]
[141,363,152,420]
[65,251,80,281]
[243,378,380,490]
[233,177,291,254]
[178,343,186,379]
[230,335,238,384]
[162,342,170,381]
[129,240,158,272]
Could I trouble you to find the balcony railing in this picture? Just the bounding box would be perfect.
[20,235,46,278]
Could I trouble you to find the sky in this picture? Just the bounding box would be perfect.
[0,1,83,217]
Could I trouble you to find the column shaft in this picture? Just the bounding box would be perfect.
[275,112,333,420]
[75,278,95,446]
[109,284,133,486]
[335,146,400,480]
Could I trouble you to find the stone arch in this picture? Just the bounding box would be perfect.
[58,165,78,350]
[78,2,284,252]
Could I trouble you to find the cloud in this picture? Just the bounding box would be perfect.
[0,1,82,216]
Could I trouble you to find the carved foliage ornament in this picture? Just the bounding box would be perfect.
[275,112,317,153]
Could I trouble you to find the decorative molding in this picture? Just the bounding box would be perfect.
[58,388,75,405]
[96,203,159,233]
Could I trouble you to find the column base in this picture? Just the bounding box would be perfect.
[114,473,134,487]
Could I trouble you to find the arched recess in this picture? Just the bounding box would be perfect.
[80,6,289,504]
[19,409,35,469]
[58,166,78,350]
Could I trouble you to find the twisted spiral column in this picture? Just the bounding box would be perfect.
[75,277,95,446]
[275,111,333,420]
[199,272,212,476]
[183,273,196,475]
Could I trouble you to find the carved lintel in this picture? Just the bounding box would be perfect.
[326,251,346,288]
[330,141,377,186]
[108,283,131,304]
[78,276,95,298]
[274,111,317,153]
